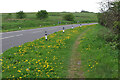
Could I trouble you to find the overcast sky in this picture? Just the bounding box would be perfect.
[0,0,103,13]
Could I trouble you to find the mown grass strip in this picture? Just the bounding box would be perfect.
[77,25,118,78]
[68,27,92,78]
[2,25,91,78]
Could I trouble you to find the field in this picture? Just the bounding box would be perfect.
[2,12,98,32]
[1,24,118,78]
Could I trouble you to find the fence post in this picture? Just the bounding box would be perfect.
[80,24,82,27]
[63,27,65,33]
[72,25,73,29]
[45,31,47,41]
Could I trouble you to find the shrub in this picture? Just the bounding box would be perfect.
[16,11,26,19]
[36,10,48,19]
[97,28,119,49]
[63,13,74,21]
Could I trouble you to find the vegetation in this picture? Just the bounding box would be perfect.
[63,13,74,21]
[1,24,118,78]
[81,10,93,13]
[16,11,26,19]
[78,25,118,78]
[36,10,48,19]
[2,25,90,78]
[97,0,120,50]
[2,12,98,32]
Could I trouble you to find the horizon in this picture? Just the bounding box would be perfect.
[1,11,98,14]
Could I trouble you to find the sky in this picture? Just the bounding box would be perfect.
[0,0,103,13]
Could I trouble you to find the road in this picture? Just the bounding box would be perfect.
[0,23,97,53]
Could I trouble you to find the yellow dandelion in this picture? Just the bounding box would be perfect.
[19,45,21,47]
[44,65,46,67]
[13,66,16,68]
[26,68,29,71]
[48,46,50,48]
[36,61,38,63]
[38,70,41,72]
[14,53,16,55]
[0,59,3,61]
[17,70,21,72]
[19,77,22,78]
[2,70,4,72]
[47,75,50,77]
[24,75,26,77]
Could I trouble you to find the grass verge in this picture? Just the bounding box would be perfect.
[2,24,90,78]
[77,25,118,78]
[2,24,118,78]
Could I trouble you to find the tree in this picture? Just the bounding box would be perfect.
[16,11,26,19]
[63,13,74,21]
[98,0,120,33]
[36,10,48,19]
[81,10,89,13]
[98,0,120,49]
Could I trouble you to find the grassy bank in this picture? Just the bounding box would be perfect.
[77,25,118,78]
[2,12,98,32]
[2,25,90,78]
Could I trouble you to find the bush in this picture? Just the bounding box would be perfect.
[36,10,48,19]
[97,28,119,49]
[16,11,26,19]
[63,13,74,21]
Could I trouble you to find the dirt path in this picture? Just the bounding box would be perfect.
[68,27,91,78]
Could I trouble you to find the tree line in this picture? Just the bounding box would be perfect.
[13,10,74,21]
[97,0,120,49]
[16,10,48,20]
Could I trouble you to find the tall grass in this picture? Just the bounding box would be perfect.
[78,25,118,78]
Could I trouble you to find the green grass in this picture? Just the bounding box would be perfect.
[2,12,98,32]
[77,25,118,78]
[2,25,90,78]
[1,24,118,78]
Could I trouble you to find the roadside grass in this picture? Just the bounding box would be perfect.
[2,12,98,32]
[2,24,117,78]
[77,25,118,78]
[2,25,90,78]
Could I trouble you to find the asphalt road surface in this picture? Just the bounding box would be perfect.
[1,23,97,53]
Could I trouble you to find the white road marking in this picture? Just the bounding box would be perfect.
[32,28,57,34]
[0,34,23,40]
[33,31,43,33]
[15,34,23,37]
[1,30,22,34]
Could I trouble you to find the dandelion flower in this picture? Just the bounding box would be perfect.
[17,70,21,73]
[13,66,16,68]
